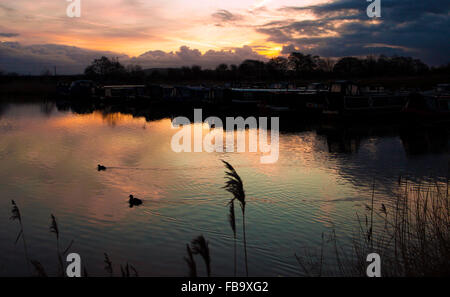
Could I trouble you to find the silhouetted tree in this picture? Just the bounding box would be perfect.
[84,56,126,80]
[288,52,318,75]
[317,57,335,73]
[216,64,228,72]
[333,57,364,76]
[191,65,202,79]
[238,59,266,79]
[267,57,288,78]
[78,52,439,84]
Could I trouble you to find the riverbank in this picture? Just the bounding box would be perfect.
[1,74,450,98]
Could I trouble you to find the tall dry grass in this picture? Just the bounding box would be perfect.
[10,200,31,274]
[228,199,237,277]
[296,177,450,277]
[360,177,449,276]
[49,214,74,277]
[222,160,248,276]
[183,235,211,277]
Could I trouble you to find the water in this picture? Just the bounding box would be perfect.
[0,101,448,276]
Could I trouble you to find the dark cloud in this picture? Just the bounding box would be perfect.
[280,44,298,55]
[212,9,243,23]
[132,45,266,69]
[267,0,450,65]
[0,32,18,37]
[0,42,266,74]
[0,42,125,75]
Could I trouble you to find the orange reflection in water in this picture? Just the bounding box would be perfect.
[48,111,148,128]
[24,111,350,226]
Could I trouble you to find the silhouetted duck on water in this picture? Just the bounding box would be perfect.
[129,195,143,207]
[98,164,107,171]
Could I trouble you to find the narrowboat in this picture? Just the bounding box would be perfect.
[322,81,407,118]
[403,84,450,123]
[101,85,149,103]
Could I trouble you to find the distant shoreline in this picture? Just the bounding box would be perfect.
[1,74,450,99]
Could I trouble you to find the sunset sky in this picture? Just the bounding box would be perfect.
[0,0,449,74]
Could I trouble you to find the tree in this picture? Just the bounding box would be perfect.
[216,64,228,72]
[413,59,429,74]
[215,64,229,80]
[191,65,202,79]
[267,57,288,78]
[288,52,318,75]
[84,56,126,79]
[238,59,266,79]
[333,57,364,75]
[317,57,335,73]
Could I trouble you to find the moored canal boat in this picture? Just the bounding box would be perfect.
[322,81,407,119]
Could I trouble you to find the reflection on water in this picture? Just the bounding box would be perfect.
[0,102,448,276]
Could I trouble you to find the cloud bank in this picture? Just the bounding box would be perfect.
[0,42,267,75]
[258,0,450,65]
[0,0,449,74]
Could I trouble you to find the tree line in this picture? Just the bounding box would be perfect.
[2,52,447,82]
[82,53,449,83]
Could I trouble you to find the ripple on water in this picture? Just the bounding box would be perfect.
[0,104,448,276]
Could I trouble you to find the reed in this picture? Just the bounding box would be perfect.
[191,235,211,277]
[10,200,31,274]
[30,260,47,277]
[120,263,138,277]
[222,160,248,276]
[49,214,74,277]
[295,177,450,277]
[104,253,113,277]
[228,200,237,277]
[50,214,64,276]
[183,244,197,277]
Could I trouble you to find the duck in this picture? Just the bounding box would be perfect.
[381,203,387,214]
[129,195,143,207]
[98,164,107,171]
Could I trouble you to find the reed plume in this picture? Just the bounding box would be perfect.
[120,263,138,277]
[50,214,59,240]
[104,253,113,277]
[120,263,130,277]
[30,260,47,277]
[222,160,248,276]
[228,200,237,277]
[10,200,31,274]
[191,235,211,277]
[129,264,138,277]
[295,176,450,277]
[50,214,64,276]
[184,244,197,277]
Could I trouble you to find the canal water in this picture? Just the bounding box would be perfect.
[0,101,448,276]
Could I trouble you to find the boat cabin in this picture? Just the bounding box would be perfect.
[102,85,147,100]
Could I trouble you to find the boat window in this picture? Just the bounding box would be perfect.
[350,85,359,95]
[331,84,341,93]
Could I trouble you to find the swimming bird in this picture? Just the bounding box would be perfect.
[98,164,107,171]
[129,195,143,207]
[381,203,387,214]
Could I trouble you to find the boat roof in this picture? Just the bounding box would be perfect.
[103,85,145,88]
[231,88,303,92]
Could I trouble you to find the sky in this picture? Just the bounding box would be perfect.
[0,0,449,74]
